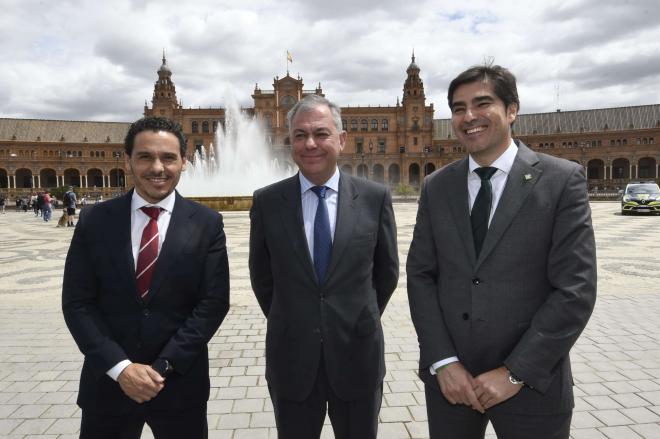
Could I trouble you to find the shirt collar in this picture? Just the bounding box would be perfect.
[468,140,518,176]
[131,189,176,213]
[299,167,340,194]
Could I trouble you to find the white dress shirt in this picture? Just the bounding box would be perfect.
[299,168,340,261]
[430,140,518,375]
[106,190,177,381]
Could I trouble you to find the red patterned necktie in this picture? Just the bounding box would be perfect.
[136,206,162,301]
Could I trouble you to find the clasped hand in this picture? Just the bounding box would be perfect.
[436,363,522,413]
[117,363,165,403]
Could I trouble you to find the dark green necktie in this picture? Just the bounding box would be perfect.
[471,167,498,257]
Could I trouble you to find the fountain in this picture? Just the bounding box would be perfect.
[177,97,295,211]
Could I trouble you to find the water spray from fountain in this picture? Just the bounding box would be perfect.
[177,96,295,197]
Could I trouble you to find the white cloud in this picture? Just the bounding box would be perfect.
[1,0,658,121]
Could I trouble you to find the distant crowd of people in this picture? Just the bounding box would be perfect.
[0,188,107,227]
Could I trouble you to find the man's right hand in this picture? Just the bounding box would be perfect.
[117,363,165,403]
[436,362,485,413]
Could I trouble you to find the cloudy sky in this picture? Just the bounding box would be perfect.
[1,0,658,122]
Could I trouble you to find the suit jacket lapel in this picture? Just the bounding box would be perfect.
[148,191,194,300]
[325,172,358,281]
[102,190,140,303]
[476,141,541,269]
[446,159,478,265]
[279,175,317,284]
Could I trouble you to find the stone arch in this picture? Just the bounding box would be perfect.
[612,158,630,179]
[424,163,436,176]
[587,159,604,180]
[638,157,656,179]
[372,164,384,183]
[64,169,81,187]
[86,168,103,188]
[388,164,400,185]
[109,169,126,188]
[0,168,8,188]
[357,164,368,179]
[40,168,57,188]
[340,164,353,175]
[409,163,421,188]
[15,168,33,188]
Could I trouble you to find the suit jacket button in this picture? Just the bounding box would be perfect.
[462,312,470,320]
[472,278,481,285]
[142,309,150,317]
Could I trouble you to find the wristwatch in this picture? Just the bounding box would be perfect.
[508,369,524,386]
[151,358,174,378]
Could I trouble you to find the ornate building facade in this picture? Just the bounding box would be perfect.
[1,54,659,198]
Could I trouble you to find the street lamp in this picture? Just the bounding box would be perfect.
[115,152,120,195]
[368,140,373,180]
[360,152,365,179]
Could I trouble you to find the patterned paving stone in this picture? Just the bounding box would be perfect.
[0,202,659,437]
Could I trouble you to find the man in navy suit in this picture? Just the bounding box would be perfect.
[250,95,399,438]
[63,117,230,439]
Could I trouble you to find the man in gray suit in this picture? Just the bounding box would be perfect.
[407,65,597,438]
[249,95,399,438]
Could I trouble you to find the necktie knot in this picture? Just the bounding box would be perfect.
[474,167,498,181]
[140,206,162,221]
[311,186,328,199]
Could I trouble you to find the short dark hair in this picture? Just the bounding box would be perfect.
[447,64,520,116]
[124,116,187,157]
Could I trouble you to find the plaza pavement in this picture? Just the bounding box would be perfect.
[0,201,659,439]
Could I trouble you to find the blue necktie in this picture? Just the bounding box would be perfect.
[311,186,332,285]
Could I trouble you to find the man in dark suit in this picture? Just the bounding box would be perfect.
[249,95,399,438]
[407,65,597,439]
[62,116,230,439]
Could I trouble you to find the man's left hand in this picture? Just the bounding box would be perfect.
[473,366,523,410]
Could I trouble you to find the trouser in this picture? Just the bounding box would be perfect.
[269,353,382,439]
[425,382,571,439]
[80,403,208,439]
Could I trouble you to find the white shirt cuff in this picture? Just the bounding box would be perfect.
[429,357,459,375]
[107,360,132,381]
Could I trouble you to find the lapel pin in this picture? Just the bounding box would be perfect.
[523,174,533,182]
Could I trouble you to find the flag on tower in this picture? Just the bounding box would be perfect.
[287,50,293,63]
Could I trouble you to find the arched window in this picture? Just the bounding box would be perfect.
[202,121,209,133]
[192,121,199,133]
[382,119,389,131]
[351,119,358,132]
[342,119,347,131]
[371,119,378,130]
[361,119,368,131]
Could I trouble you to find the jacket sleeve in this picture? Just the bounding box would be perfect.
[504,165,597,392]
[373,187,399,314]
[158,213,230,375]
[406,180,459,369]
[62,210,128,378]
[249,191,274,316]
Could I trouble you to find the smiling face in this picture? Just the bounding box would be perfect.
[450,80,518,166]
[126,130,187,203]
[290,104,346,185]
